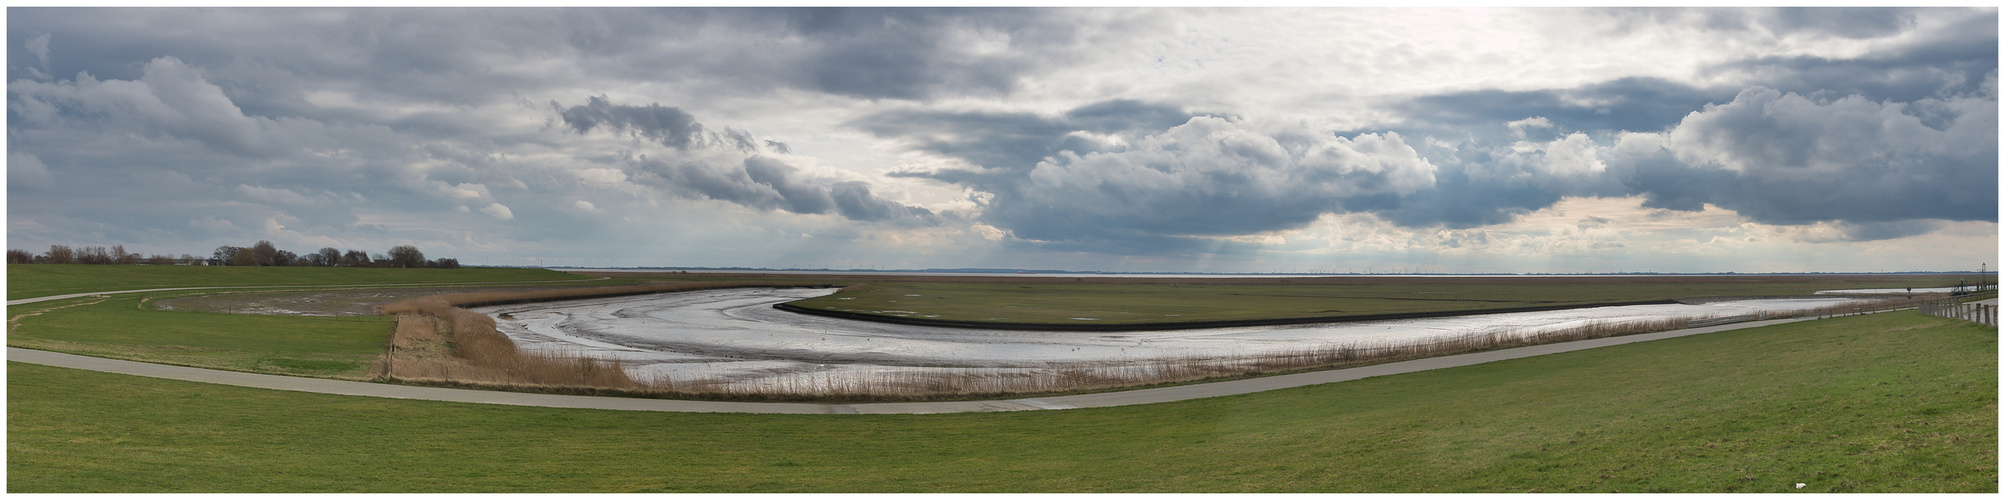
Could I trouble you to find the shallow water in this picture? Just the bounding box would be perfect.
[475,288,1872,390]
[1815,287,1962,294]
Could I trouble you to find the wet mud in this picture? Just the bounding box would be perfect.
[476,287,1871,389]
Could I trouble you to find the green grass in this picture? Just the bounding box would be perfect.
[8,295,393,379]
[788,278,1966,324]
[10,311,1993,492]
[7,265,597,300]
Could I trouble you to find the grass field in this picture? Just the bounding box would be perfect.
[6,265,599,300]
[9,311,1994,492]
[8,294,393,379]
[783,276,1970,325]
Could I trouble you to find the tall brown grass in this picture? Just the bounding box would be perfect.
[625,315,1707,401]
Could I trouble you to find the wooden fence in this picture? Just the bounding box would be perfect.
[1920,298,1998,327]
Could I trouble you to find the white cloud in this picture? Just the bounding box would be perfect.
[8,152,54,189]
[574,200,602,212]
[1505,116,1554,138]
[574,167,629,187]
[480,203,515,220]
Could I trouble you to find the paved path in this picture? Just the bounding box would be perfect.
[9,314,1825,415]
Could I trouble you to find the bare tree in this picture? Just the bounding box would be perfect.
[232,247,257,267]
[316,247,341,267]
[7,249,34,264]
[252,240,279,266]
[387,245,424,268]
[76,246,111,265]
[211,246,243,266]
[341,250,371,267]
[179,254,201,265]
[46,245,74,264]
[273,249,298,267]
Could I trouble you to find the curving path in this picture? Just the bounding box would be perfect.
[8,281,1835,413]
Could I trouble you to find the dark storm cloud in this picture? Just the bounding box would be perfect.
[857,99,1198,174]
[743,156,836,215]
[626,155,937,224]
[749,8,1098,100]
[557,96,706,150]
[1704,11,1997,103]
[1602,7,1921,40]
[1645,86,1996,225]
[1837,220,1948,242]
[887,112,1441,249]
[1395,77,1737,135]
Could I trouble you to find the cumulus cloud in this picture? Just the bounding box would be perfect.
[24,33,48,72]
[4,7,1992,272]
[624,154,937,225]
[901,115,1437,248]
[855,99,1198,173]
[480,203,514,220]
[8,151,53,189]
[1505,116,1554,138]
[12,57,293,157]
[557,96,706,150]
[1651,86,1995,224]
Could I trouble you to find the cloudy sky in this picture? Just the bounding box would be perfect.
[6,7,1998,273]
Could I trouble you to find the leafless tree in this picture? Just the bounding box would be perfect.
[46,245,74,264]
[111,245,141,265]
[211,246,243,266]
[315,247,341,267]
[7,249,34,264]
[387,245,424,268]
[232,247,257,267]
[252,240,279,266]
[341,250,371,267]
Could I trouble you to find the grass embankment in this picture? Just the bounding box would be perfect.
[7,265,599,300]
[10,311,1994,492]
[6,295,392,379]
[782,276,1967,325]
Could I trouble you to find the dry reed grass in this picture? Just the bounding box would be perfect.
[375,286,1908,402]
[629,315,1705,401]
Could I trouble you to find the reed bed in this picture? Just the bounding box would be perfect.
[375,288,1908,402]
[631,315,1704,401]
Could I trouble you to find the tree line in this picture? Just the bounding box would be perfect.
[6,241,459,269]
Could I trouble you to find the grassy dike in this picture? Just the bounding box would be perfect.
[7,265,598,300]
[9,311,1994,492]
[782,277,1966,326]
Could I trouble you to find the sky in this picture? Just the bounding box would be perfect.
[5,7,1999,273]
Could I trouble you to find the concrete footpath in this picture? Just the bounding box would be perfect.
[8,316,1824,415]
